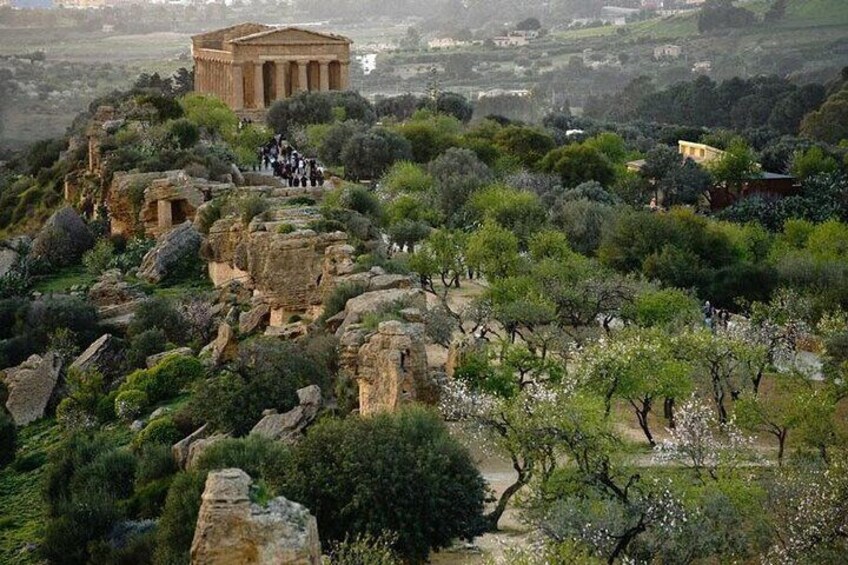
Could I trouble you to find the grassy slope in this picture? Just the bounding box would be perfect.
[0,420,61,565]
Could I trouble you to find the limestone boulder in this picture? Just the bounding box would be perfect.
[264,322,307,341]
[342,321,430,416]
[31,207,94,267]
[137,221,202,284]
[186,433,229,470]
[69,334,124,380]
[190,468,321,565]
[1,352,62,426]
[200,323,238,366]
[88,269,143,308]
[239,304,270,335]
[173,424,210,469]
[0,246,19,279]
[333,288,427,335]
[250,385,322,443]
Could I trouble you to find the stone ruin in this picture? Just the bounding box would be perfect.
[202,208,353,326]
[190,468,321,565]
[340,319,433,416]
[109,170,233,238]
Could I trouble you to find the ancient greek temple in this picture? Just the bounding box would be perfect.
[192,23,352,112]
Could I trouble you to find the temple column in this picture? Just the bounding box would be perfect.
[297,60,309,93]
[275,60,289,101]
[253,62,265,109]
[157,199,173,230]
[231,63,244,110]
[339,61,350,90]
[319,61,330,91]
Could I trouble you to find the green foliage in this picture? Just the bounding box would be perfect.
[539,143,617,188]
[282,407,486,562]
[800,85,848,144]
[0,411,15,468]
[791,146,840,179]
[493,125,556,168]
[133,417,182,449]
[166,118,200,149]
[180,93,237,138]
[429,147,493,225]
[381,161,435,195]
[624,287,701,329]
[154,471,206,565]
[466,220,521,280]
[189,339,327,436]
[81,239,115,276]
[128,297,187,345]
[120,355,204,408]
[321,281,368,322]
[42,433,138,565]
[114,389,149,421]
[328,532,402,565]
[193,436,291,493]
[469,185,546,246]
[238,194,270,225]
[126,328,167,370]
[341,128,412,181]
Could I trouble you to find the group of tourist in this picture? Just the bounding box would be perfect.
[255,135,325,188]
[703,300,731,332]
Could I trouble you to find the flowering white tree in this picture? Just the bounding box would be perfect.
[654,395,756,482]
[765,456,848,563]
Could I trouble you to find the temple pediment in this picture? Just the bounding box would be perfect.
[229,27,352,46]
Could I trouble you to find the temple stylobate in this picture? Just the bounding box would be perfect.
[191,23,352,112]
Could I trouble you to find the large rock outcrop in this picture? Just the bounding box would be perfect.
[203,217,350,323]
[340,320,430,416]
[190,468,321,565]
[70,334,124,380]
[330,288,426,335]
[109,170,232,237]
[31,207,94,267]
[250,385,322,443]
[137,221,202,283]
[1,352,62,426]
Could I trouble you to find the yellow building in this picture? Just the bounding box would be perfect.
[678,140,725,164]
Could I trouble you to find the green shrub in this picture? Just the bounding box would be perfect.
[168,118,201,149]
[136,443,177,485]
[239,195,269,225]
[283,407,486,562]
[121,355,204,407]
[126,328,167,370]
[320,281,367,322]
[110,236,154,273]
[194,436,291,493]
[189,339,327,436]
[128,297,188,344]
[287,196,316,206]
[307,218,347,233]
[82,239,115,276]
[195,199,223,235]
[329,533,402,565]
[115,389,148,421]
[154,471,206,565]
[41,434,138,565]
[0,410,16,468]
[134,417,183,449]
[277,223,296,234]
